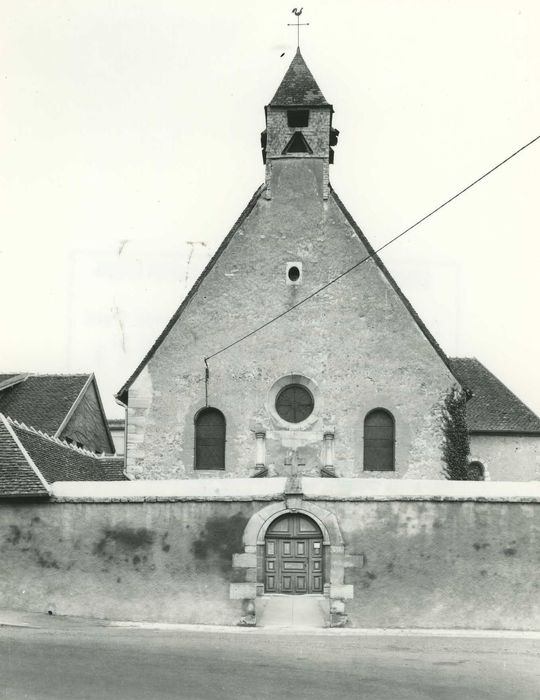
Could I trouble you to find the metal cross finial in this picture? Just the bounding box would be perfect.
[288,8,309,49]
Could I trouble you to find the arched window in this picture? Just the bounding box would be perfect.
[194,408,226,470]
[363,409,395,471]
[467,461,485,481]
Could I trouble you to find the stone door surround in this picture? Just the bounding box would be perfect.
[230,501,353,626]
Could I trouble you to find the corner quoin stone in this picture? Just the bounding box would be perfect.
[229,582,258,600]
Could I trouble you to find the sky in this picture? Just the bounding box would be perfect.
[1,0,539,419]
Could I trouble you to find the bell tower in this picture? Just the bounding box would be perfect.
[261,49,339,200]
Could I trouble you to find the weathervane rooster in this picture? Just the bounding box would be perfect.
[289,8,309,48]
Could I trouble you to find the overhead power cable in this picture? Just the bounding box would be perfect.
[205,133,540,363]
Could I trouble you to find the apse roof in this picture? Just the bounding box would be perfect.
[269,48,330,107]
[449,358,540,434]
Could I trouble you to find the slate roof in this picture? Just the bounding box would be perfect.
[269,48,330,107]
[450,358,540,434]
[0,374,90,434]
[0,418,49,498]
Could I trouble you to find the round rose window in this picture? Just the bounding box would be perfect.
[275,384,314,423]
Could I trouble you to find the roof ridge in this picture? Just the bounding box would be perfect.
[6,415,109,457]
[25,372,91,377]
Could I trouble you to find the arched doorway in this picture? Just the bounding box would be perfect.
[264,513,323,594]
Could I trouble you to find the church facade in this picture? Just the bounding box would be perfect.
[1,49,539,629]
[117,50,540,484]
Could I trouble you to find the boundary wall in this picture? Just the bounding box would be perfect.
[0,478,538,628]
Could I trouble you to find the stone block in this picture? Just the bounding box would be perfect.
[330,599,345,614]
[229,583,257,600]
[232,552,257,568]
[330,584,354,600]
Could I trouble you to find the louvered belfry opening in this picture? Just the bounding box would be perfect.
[195,408,225,470]
[282,131,313,155]
[363,409,395,471]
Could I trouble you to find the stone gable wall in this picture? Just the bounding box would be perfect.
[127,159,455,480]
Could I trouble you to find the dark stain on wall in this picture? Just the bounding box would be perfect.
[161,532,170,553]
[503,546,517,556]
[191,512,248,573]
[360,571,377,589]
[36,550,59,569]
[4,518,41,552]
[4,518,61,569]
[94,527,155,557]
[93,527,156,571]
[473,542,490,551]
[6,525,22,545]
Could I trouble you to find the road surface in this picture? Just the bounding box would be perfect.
[1,622,539,699]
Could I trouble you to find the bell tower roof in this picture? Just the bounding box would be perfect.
[269,48,329,107]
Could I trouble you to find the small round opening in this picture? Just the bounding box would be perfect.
[288,265,300,282]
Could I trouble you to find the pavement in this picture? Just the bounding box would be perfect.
[256,594,329,628]
[1,609,540,699]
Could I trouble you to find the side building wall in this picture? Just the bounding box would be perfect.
[470,434,540,481]
[1,479,539,629]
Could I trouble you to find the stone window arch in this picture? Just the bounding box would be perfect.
[266,374,319,429]
[468,460,486,481]
[194,407,226,470]
[363,408,395,471]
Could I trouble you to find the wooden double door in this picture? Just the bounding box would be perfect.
[264,514,323,594]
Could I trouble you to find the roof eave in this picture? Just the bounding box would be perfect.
[330,186,462,388]
[267,103,333,110]
[469,429,540,437]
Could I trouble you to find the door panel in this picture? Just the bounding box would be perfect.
[265,515,324,594]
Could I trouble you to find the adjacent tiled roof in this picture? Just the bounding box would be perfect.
[269,48,329,107]
[450,358,540,434]
[11,421,126,483]
[0,374,90,434]
[0,418,49,498]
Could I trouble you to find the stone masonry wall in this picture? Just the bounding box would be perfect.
[127,159,456,480]
[265,108,331,159]
[0,486,538,629]
[0,499,260,624]
[330,499,540,630]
